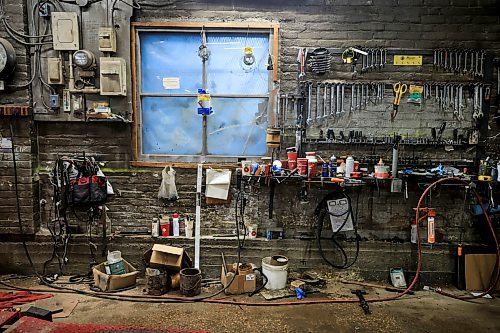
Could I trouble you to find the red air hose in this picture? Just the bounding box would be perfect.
[1,178,497,306]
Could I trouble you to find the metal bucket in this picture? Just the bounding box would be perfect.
[180,268,202,297]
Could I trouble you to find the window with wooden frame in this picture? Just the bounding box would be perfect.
[131,22,279,165]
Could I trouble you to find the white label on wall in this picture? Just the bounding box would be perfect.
[162,77,180,90]
[246,274,255,281]
[0,138,12,149]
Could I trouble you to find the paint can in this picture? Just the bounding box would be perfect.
[374,165,390,179]
[297,158,308,175]
[308,157,318,177]
[247,224,258,239]
[287,150,298,170]
[180,268,202,297]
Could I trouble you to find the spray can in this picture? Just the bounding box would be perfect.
[172,213,180,237]
[345,156,354,178]
[427,215,435,244]
[410,219,417,244]
[152,218,160,238]
[329,154,337,177]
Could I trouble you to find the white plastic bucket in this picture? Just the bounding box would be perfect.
[262,256,288,290]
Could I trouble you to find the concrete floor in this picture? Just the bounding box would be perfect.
[2,277,500,333]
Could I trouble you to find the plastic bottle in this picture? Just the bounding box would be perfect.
[172,213,180,237]
[410,219,417,244]
[345,156,354,178]
[427,216,435,244]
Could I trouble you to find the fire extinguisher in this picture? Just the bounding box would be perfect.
[427,209,436,244]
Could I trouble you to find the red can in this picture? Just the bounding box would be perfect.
[161,222,170,237]
[297,158,308,176]
[287,151,298,170]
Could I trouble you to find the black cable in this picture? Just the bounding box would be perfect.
[8,128,242,301]
[315,189,360,269]
[248,267,268,297]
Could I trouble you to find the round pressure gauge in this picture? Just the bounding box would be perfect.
[0,38,16,79]
[73,49,96,69]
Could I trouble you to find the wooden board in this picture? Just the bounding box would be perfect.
[465,254,500,291]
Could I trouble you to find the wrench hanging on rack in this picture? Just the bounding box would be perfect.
[306,82,312,124]
[316,84,321,121]
[323,83,328,118]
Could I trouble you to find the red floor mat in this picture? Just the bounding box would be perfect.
[0,291,53,310]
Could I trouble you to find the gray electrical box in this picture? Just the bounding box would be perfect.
[99,57,126,96]
[51,12,80,51]
[47,57,64,84]
[98,27,117,53]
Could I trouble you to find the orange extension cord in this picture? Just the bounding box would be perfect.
[1,178,498,306]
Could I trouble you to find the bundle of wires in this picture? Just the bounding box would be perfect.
[314,189,360,269]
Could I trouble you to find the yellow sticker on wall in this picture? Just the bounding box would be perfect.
[393,55,423,66]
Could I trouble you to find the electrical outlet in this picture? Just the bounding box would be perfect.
[49,94,60,108]
[39,2,50,17]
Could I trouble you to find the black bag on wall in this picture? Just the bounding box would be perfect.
[67,175,107,206]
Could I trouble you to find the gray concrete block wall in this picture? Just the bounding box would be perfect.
[0,1,37,234]
[0,235,462,284]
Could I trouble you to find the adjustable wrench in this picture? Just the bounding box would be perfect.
[357,84,362,110]
[330,84,335,116]
[479,50,484,77]
[316,84,321,120]
[458,85,464,121]
[351,84,355,112]
[463,50,468,74]
[341,84,345,113]
[307,83,312,124]
[336,84,341,116]
[323,83,328,118]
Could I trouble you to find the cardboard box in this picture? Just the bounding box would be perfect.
[92,259,138,291]
[220,264,256,295]
[465,254,500,291]
[143,244,192,271]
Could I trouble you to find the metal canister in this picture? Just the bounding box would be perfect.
[321,163,329,177]
[152,218,160,237]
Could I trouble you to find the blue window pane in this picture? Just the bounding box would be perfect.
[142,97,201,155]
[207,98,268,156]
[206,34,270,95]
[140,33,202,94]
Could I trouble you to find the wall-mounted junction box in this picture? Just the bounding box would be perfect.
[47,57,64,84]
[98,27,117,53]
[100,57,126,96]
[51,12,80,51]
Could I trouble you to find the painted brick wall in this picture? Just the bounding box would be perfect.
[5,0,500,242]
[0,1,37,234]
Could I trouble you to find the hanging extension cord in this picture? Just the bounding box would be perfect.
[315,190,360,269]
